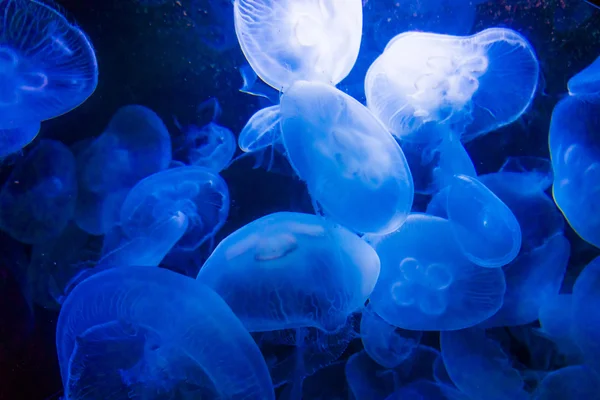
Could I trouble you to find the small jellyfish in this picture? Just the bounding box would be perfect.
[428,174,521,268]
[75,105,172,235]
[120,166,229,251]
[360,303,423,368]
[499,156,554,193]
[367,213,506,331]
[0,140,77,244]
[233,0,362,90]
[365,28,539,143]
[0,122,40,158]
[238,105,282,153]
[56,266,275,399]
[440,328,529,400]
[550,68,600,248]
[280,80,413,235]
[173,98,236,172]
[0,0,98,129]
[197,212,380,333]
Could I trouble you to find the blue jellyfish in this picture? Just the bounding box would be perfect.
[401,136,476,195]
[550,75,600,248]
[531,365,600,400]
[197,212,380,332]
[120,166,229,252]
[538,294,582,358]
[360,304,423,369]
[440,328,529,400]
[238,105,282,153]
[442,174,521,268]
[567,55,600,96]
[280,80,413,235]
[367,213,506,331]
[365,28,539,143]
[572,256,600,373]
[56,266,275,399]
[498,156,554,194]
[238,63,280,103]
[75,105,172,235]
[173,98,236,172]
[233,0,363,90]
[0,139,77,244]
[0,122,40,158]
[0,0,98,129]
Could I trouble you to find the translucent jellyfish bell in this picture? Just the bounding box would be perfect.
[56,266,275,400]
[365,28,539,143]
[280,80,413,235]
[120,166,230,252]
[0,122,40,158]
[197,212,380,333]
[233,0,362,91]
[567,55,600,96]
[0,140,77,244]
[0,0,98,129]
[238,105,282,153]
[367,213,506,331]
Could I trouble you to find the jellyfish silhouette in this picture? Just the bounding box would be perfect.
[0,0,98,129]
[280,80,413,235]
[365,28,539,143]
[233,0,363,90]
[0,140,77,244]
[56,266,275,399]
[197,212,380,333]
[120,166,230,251]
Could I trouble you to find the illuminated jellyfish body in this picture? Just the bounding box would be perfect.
[280,81,413,235]
[56,266,275,400]
[0,122,40,158]
[365,28,539,143]
[428,174,521,268]
[440,328,529,400]
[360,304,423,369]
[120,166,229,252]
[401,135,476,195]
[567,55,600,95]
[572,257,600,372]
[238,105,281,153]
[173,98,236,172]
[233,0,362,90]
[75,105,172,235]
[367,213,506,331]
[531,365,600,400]
[197,212,380,332]
[0,140,77,244]
[550,69,600,248]
[0,0,98,129]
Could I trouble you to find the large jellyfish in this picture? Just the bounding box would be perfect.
[120,166,229,252]
[0,140,77,244]
[366,213,506,331]
[280,80,413,235]
[549,61,600,248]
[197,212,380,332]
[56,266,275,399]
[75,105,172,235]
[0,0,98,129]
[233,0,362,90]
[365,28,539,143]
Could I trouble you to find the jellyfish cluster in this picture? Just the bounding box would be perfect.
[1,0,600,399]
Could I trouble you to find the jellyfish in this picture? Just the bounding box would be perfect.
[56,266,275,399]
[120,166,229,252]
[75,105,172,235]
[173,98,236,172]
[238,63,280,104]
[365,28,539,143]
[531,365,600,400]
[0,0,98,129]
[197,212,380,333]
[367,213,506,331]
[498,156,554,194]
[233,0,362,91]
[567,55,600,96]
[0,122,40,158]
[428,174,522,268]
[238,105,282,153]
[280,80,413,235]
[440,328,529,400]
[360,304,423,369]
[572,256,600,373]
[0,139,77,244]
[550,75,600,248]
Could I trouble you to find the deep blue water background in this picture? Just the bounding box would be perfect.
[0,0,599,398]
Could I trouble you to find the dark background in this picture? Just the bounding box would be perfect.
[0,0,599,398]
